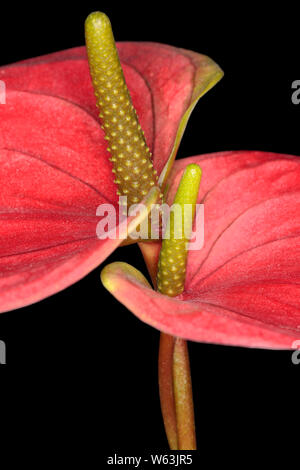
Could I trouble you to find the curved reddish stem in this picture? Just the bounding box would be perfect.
[158,332,197,450]
[173,337,196,450]
[158,333,178,450]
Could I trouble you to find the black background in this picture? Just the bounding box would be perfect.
[0,0,299,460]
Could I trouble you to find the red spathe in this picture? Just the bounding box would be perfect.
[0,43,215,312]
[102,151,300,349]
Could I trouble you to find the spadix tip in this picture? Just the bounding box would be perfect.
[85,11,111,30]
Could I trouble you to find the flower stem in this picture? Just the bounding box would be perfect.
[158,333,178,450]
[172,337,196,450]
[159,333,196,450]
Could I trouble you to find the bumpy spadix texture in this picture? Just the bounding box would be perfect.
[85,12,160,207]
[157,164,202,295]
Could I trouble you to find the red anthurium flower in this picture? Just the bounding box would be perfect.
[101,150,300,350]
[0,41,222,313]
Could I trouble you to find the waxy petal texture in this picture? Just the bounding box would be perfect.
[0,43,221,312]
[102,152,300,349]
[0,94,159,313]
[1,44,222,177]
